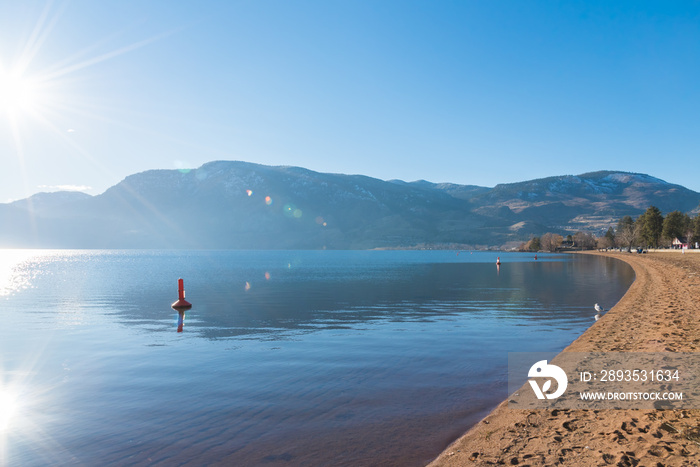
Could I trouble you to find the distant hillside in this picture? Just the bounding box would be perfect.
[470,171,700,237]
[10,191,93,214]
[1,162,698,249]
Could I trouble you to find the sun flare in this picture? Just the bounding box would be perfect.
[0,0,175,206]
[0,70,40,116]
[0,392,18,432]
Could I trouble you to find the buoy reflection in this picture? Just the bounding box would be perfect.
[177,310,185,333]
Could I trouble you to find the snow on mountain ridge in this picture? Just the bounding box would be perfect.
[602,173,667,185]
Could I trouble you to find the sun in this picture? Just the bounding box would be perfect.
[1,1,174,206]
[0,70,40,117]
[0,3,171,130]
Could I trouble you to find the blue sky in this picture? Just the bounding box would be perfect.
[2,0,700,202]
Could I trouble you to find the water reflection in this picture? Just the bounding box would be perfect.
[0,250,636,467]
[0,250,59,296]
[0,387,19,432]
[2,251,635,340]
[0,365,54,463]
[180,257,632,340]
[176,310,185,333]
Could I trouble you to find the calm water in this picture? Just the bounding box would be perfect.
[0,250,634,466]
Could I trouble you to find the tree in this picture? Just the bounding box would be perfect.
[520,236,541,251]
[662,211,689,245]
[616,216,634,235]
[616,216,639,252]
[597,234,613,250]
[573,231,596,250]
[540,232,563,252]
[638,206,664,248]
[551,233,564,251]
[684,216,695,247]
[692,215,700,247]
[598,227,615,250]
[604,227,615,248]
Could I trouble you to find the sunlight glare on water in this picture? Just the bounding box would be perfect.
[0,250,51,296]
[0,389,18,432]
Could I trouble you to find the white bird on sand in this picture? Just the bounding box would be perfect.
[594,303,604,321]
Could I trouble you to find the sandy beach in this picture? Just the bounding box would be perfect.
[429,251,700,466]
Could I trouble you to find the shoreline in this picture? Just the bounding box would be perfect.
[429,251,700,466]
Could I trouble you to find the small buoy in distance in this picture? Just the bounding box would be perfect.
[172,278,192,310]
[496,257,501,265]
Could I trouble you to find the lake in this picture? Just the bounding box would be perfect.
[0,250,634,466]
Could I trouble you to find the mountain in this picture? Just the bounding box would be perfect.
[470,171,700,237]
[1,163,698,249]
[10,191,93,214]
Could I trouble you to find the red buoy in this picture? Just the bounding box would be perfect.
[496,256,501,265]
[171,278,192,310]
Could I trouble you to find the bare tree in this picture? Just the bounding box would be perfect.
[617,221,641,252]
[524,236,541,251]
[540,232,563,252]
[551,233,563,251]
[597,234,613,250]
[573,231,597,250]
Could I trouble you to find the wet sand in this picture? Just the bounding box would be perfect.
[429,251,700,466]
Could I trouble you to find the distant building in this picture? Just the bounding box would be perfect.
[672,237,688,249]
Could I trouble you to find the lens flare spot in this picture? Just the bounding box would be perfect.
[265,196,273,206]
[174,160,191,173]
[283,204,303,218]
[244,281,251,291]
[264,272,270,280]
[315,216,324,225]
[246,189,253,196]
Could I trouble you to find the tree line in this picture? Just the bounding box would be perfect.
[519,206,700,252]
[606,206,700,251]
[519,231,597,252]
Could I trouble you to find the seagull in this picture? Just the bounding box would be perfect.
[594,303,604,321]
